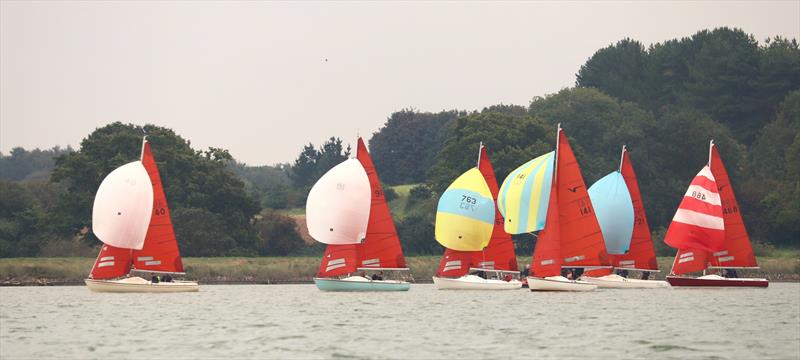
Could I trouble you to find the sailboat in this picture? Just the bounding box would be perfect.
[499,125,609,291]
[308,138,411,291]
[432,144,522,290]
[84,138,198,293]
[580,146,669,289]
[665,141,768,287]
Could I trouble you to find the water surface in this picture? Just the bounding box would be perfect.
[2,283,799,359]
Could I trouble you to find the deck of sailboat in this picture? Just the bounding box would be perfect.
[432,274,522,290]
[579,274,670,289]
[85,277,199,293]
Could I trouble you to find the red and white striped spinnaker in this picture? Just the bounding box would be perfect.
[664,165,725,274]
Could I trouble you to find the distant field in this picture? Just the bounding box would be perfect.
[391,184,416,197]
[1,256,797,285]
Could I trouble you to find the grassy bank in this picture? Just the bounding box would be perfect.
[1,256,798,285]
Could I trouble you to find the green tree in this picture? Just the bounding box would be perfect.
[172,208,241,256]
[756,37,800,122]
[397,215,440,255]
[289,137,351,189]
[0,146,72,181]
[744,90,800,245]
[51,122,261,255]
[528,87,657,184]
[576,38,648,104]
[254,210,305,256]
[682,28,762,144]
[369,109,465,185]
[646,107,744,228]
[427,109,552,193]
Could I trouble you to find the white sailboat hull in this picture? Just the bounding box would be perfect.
[432,275,522,290]
[579,274,670,289]
[527,276,598,291]
[85,277,199,293]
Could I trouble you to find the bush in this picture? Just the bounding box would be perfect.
[408,185,432,203]
[751,239,777,257]
[172,207,240,256]
[254,210,305,256]
[397,215,440,255]
[383,186,398,202]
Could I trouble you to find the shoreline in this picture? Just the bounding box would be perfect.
[2,256,798,286]
[3,279,799,287]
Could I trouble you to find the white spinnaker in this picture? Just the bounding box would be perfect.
[306,159,371,245]
[92,161,154,250]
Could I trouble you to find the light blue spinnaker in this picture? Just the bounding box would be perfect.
[587,171,634,255]
[497,152,554,234]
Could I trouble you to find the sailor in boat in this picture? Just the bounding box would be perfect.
[162,274,173,282]
[521,264,531,278]
[371,271,384,281]
[562,268,574,280]
[640,272,650,280]
[722,269,738,278]
[616,269,630,278]
[151,274,159,283]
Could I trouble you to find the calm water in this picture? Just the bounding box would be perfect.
[1,283,799,359]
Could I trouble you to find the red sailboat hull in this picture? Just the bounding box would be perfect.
[666,276,768,288]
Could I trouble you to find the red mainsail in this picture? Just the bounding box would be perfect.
[610,147,659,272]
[89,245,132,279]
[555,128,610,268]
[317,244,359,277]
[131,140,185,273]
[355,138,407,269]
[585,148,658,277]
[531,181,561,277]
[708,144,757,269]
[476,145,518,272]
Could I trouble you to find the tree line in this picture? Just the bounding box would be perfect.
[1,26,797,258]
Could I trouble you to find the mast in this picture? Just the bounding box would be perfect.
[619,145,626,173]
[140,136,148,161]
[708,140,714,168]
[477,141,484,168]
[554,124,561,184]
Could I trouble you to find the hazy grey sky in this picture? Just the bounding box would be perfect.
[2,1,798,165]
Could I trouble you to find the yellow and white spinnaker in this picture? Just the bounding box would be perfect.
[498,151,554,234]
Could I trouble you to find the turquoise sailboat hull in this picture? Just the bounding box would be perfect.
[314,277,411,292]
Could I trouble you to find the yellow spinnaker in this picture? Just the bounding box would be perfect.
[435,168,495,251]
